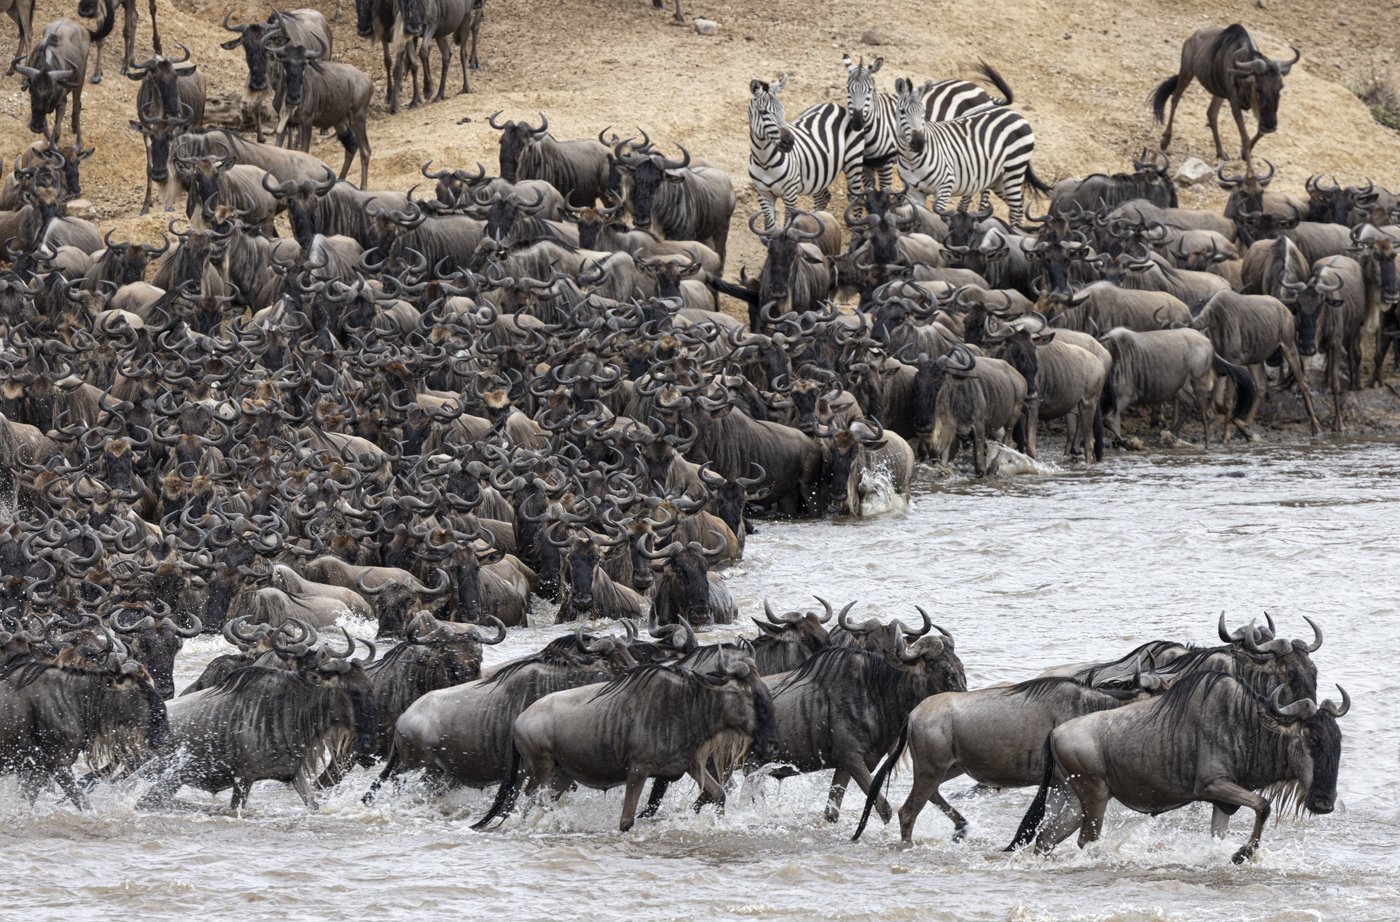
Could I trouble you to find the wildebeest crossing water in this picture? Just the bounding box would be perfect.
[4,437,1396,922]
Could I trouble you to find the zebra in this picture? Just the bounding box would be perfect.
[748,74,865,230]
[892,76,1048,228]
[843,55,1014,192]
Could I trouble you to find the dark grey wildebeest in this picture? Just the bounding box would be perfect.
[489,112,610,206]
[15,0,114,148]
[1286,256,1367,430]
[1099,326,1255,446]
[1189,289,1322,438]
[853,676,1147,844]
[127,43,203,124]
[0,635,167,808]
[1050,150,1176,215]
[269,42,373,189]
[915,344,1028,475]
[140,631,378,809]
[1151,24,1300,163]
[1009,671,1346,864]
[474,656,777,832]
[373,629,637,793]
[611,140,737,266]
[748,598,835,675]
[78,0,158,83]
[769,629,966,824]
[985,313,1109,462]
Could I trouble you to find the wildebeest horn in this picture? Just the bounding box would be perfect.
[901,605,932,639]
[466,616,507,645]
[222,11,249,33]
[1300,615,1323,653]
[1268,685,1316,721]
[1320,685,1350,718]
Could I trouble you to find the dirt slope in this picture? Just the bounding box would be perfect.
[3,0,1400,275]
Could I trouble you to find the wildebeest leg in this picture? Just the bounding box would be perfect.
[1225,97,1253,163]
[1210,804,1232,837]
[1205,96,1228,162]
[1280,342,1321,435]
[1033,783,1083,855]
[458,28,470,93]
[1198,778,1270,863]
[619,765,650,832]
[689,764,727,814]
[382,41,395,108]
[468,4,483,69]
[122,0,137,75]
[824,769,851,822]
[1068,774,1109,848]
[291,772,319,808]
[433,35,450,100]
[1327,344,1344,431]
[353,115,371,190]
[230,778,252,811]
[639,778,669,819]
[1158,73,1192,153]
[972,424,988,476]
[91,38,106,84]
[55,767,92,810]
[147,0,161,54]
[140,138,153,215]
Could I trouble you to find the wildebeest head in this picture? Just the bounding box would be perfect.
[269,40,324,107]
[749,76,794,152]
[488,111,547,183]
[261,168,337,250]
[313,628,379,766]
[824,419,887,516]
[751,597,833,674]
[479,186,546,244]
[646,529,728,626]
[616,143,690,230]
[1264,683,1347,814]
[1024,233,1090,303]
[986,313,1052,397]
[112,603,203,699]
[1283,267,1345,357]
[557,529,624,619]
[219,14,275,93]
[750,211,823,306]
[15,58,75,136]
[887,611,967,693]
[1227,35,1300,134]
[698,462,766,540]
[1350,224,1400,306]
[1237,616,1323,705]
[127,44,196,117]
[131,105,192,184]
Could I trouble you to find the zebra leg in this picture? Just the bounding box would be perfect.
[877,162,895,191]
[784,189,802,225]
[1000,179,1025,228]
[812,189,832,213]
[756,190,779,231]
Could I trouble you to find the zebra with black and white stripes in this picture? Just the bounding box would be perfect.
[892,76,1047,227]
[748,75,865,230]
[843,55,1015,192]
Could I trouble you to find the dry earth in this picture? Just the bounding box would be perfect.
[4,0,1400,281]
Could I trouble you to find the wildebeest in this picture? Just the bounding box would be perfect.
[1189,289,1321,438]
[126,43,203,124]
[916,344,1028,475]
[1,0,36,73]
[1009,671,1347,864]
[1050,150,1177,214]
[378,628,637,791]
[1151,24,1300,163]
[141,629,378,809]
[110,603,202,699]
[489,112,610,206]
[15,0,114,148]
[269,41,373,190]
[474,655,777,831]
[770,626,966,824]
[820,417,915,515]
[1286,256,1366,429]
[1098,327,1255,446]
[853,676,1146,844]
[0,631,167,808]
[366,612,503,753]
[610,140,736,265]
[78,0,157,83]
[748,598,835,675]
[390,0,483,108]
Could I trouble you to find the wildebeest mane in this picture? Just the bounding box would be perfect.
[485,634,596,686]
[1001,675,1092,702]
[589,661,708,703]
[774,646,898,701]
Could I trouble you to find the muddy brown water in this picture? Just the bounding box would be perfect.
[5,438,1398,921]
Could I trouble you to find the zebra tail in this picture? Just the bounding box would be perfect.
[1005,734,1055,852]
[1024,163,1052,196]
[975,59,1015,107]
[1150,74,1179,124]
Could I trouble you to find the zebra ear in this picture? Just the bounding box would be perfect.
[842,54,855,73]
[894,76,907,94]
[870,57,884,74]
[772,74,787,94]
[750,79,765,95]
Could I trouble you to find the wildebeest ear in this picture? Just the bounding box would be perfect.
[219,37,243,50]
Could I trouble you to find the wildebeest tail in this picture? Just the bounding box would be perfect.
[1212,354,1257,420]
[975,60,1014,106]
[1099,368,1117,418]
[707,274,760,306]
[1092,402,1105,462]
[1005,734,1055,851]
[851,722,909,842]
[471,745,523,831]
[90,0,116,42]
[1150,75,1179,124]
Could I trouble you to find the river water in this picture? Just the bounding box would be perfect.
[4,438,1398,921]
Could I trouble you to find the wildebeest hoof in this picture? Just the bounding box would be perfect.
[823,807,840,823]
[90,73,102,84]
[1231,845,1254,864]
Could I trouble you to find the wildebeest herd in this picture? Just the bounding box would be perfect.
[0,4,1367,865]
